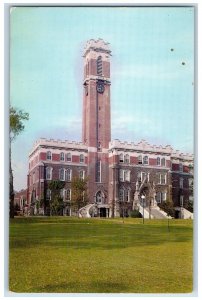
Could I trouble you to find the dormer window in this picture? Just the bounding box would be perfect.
[80,154,85,163]
[157,157,161,166]
[66,153,71,162]
[143,156,148,165]
[124,154,130,164]
[179,163,183,172]
[60,152,64,161]
[138,155,142,164]
[46,151,52,160]
[161,158,165,167]
[97,56,102,76]
[119,153,124,163]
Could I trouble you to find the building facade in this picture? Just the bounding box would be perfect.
[27,39,193,218]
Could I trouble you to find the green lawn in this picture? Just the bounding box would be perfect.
[9,217,193,293]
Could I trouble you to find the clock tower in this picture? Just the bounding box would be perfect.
[82,39,111,208]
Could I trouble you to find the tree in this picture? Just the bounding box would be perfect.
[9,107,29,218]
[71,177,88,216]
[48,180,65,216]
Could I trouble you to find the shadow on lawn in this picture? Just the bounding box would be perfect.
[37,280,129,293]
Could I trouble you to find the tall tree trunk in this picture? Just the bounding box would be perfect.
[9,145,15,218]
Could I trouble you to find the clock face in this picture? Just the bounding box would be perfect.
[97,82,105,94]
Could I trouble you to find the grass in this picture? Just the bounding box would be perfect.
[9,217,193,293]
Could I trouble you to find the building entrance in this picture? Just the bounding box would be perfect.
[100,207,107,217]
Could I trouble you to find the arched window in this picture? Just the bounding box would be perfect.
[119,153,124,163]
[46,167,52,180]
[59,168,65,181]
[124,154,130,164]
[60,152,64,161]
[97,56,102,76]
[80,154,84,163]
[66,169,71,182]
[143,156,148,165]
[46,151,52,160]
[157,157,161,166]
[96,191,103,203]
[161,158,165,167]
[66,153,71,162]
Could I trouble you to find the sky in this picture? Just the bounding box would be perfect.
[10,6,195,191]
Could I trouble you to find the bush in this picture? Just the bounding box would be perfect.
[130,209,142,218]
[158,200,175,218]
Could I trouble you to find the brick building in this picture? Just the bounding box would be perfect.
[27,39,193,218]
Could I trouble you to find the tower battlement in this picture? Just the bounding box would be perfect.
[83,38,111,57]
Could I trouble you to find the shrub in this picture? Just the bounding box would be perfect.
[130,209,142,218]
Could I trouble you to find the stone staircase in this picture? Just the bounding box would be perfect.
[78,203,96,218]
[138,204,169,219]
[146,207,167,219]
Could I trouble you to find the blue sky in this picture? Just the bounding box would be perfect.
[10,6,194,191]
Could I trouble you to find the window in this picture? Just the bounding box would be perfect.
[32,172,35,184]
[119,153,124,163]
[66,153,71,162]
[141,172,147,182]
[66,189,71,201]
[96,160,101,182]
[119,169,124,182]
[46,167,52,180]
[179,163,183,172]
[119,188,124,202]
[59,168,65,181]
[180,177,183,189]
[180,195,184,207]
[157,173,166,184]
[97,56,102,76]
[162,192,167,201]
[66,169,72,182]
[80,154,85,163]
[157,157,161,166]
[161,158,166,167]
[96,191,103,203]
[143,156,149,165]
[60,189,64,199]
[60,152,65,161]
[138,155,142,164]
[125,170,130,182]
[46,189,51,201]
[125,189,130,202]
[79,170,85,180]
[47,151,52,160]
[124,154,130,164]
[156,192,161,203]
[119,169,130,182]
[161,174,166,185]
[64,189,71,201]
